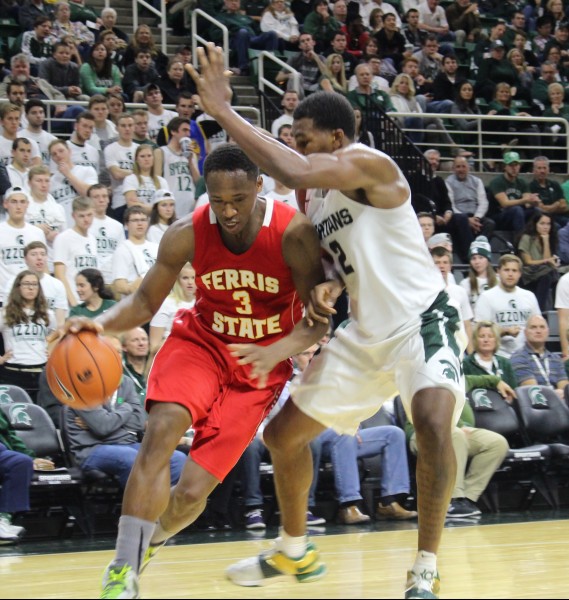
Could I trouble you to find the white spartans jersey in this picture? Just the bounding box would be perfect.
[0,307,56,365]
[88,215,126,284]
[112,239,158,285]
[160,145,196,217]
[147,109,177,141]
[53,229,99,303]
[306,185,445,341]
[50,165,98,227]
[0,222,46,303]
[19,128,57,165]
[104,141,138,210]
[66,140,100,171]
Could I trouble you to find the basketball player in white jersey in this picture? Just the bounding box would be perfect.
[187,45,466,600]
[153,117,199,218]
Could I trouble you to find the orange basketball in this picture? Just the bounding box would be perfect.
[46,330,123,410]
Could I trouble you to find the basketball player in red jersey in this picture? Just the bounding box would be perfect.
[64,143,328,599]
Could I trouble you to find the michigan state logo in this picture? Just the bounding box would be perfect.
[508,299,517,309]
[439,360,459,383]
[529,386,548,407]
[0,391,12,406]
[471,389,492,409]
[8,403,31,427]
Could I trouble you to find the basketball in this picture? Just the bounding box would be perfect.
[46,330,123,409]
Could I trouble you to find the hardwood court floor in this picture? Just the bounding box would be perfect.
[0,517,567,599]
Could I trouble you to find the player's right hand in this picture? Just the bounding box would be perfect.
[306,279,344,326]
[62,317,104,336]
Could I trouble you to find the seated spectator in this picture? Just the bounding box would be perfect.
[123,144,170,215]
[343,14,370,57]
[431,54,464,114]
[51,1,95,60]
[145,190,176,243]
[510,314,568,398]
[99,29,126,74]
[123,24,168,77]
[418,211,436,245]
[445,156,495,262]
[0,104,41,170]
[373,12,408,72]
[406,385,509,519]
[445,0,483,44]
[79,41,123,97]
[270,90,298,137]
[260,0,300,52]
[311,422,418,524]
[143,83,178,142]
[543,83,569,164]
[148,262,195,359]
[517,211,560,312]
[0,403,54,543]
[460,237,498,310]
[122,49,160,103]
[121,327,151,404]
[403,8,427,52]
[412,35,444,90]
[449,80,482,150]
[19,15,56,76]
[347,56,390,93]
[463,321,519,396]
[107,93,126,128]
[486,152,540,232]
[302,0,341,53]
[507,47,535,95]
[69,268,116,318]
[112,207,159,299]
[472,20,507,72]
[275,32,325,97]
[7,138,33,191]
[475,254,541,358]
[68,0,99,27]
[158,58,197,106]
[97,7,129,47]
[0,270,56,403]
[53,196,99,307]
[530,156,569,226]
[63,343,186,489]
[346,62,395,117]
[324,31,358,79]
[418,0,457,45]
[319,53,349,94]
[38,41,89,101]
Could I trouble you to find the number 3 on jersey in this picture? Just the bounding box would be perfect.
[329,240,354,275]
[233,290,252,314]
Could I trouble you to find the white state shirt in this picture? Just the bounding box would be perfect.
[147,109,178,141]
[0,307,56,365]
[0,134,40,167]
[104,141,138,209]
[122,174,170,209]
[474,285,541,358]
[66,140,100,171]
[49,165,99,227]
[112,239,159,285]
[88,215,126,284]
[19,128,57,165]
[146,223,169,244]
[6,164,30,191]
[53,228,99,303]
[0,222,46,303]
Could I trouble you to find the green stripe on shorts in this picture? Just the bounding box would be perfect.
[419,291,461,363]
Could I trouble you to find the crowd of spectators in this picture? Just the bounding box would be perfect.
[1,0,569,541]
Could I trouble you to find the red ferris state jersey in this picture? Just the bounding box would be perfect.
[191,197,302,345]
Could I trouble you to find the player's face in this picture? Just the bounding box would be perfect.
[178,266,196,299]
[476,326,497,354]
[25,248,47,273]
[470,254,488,275]
[75,274,94,302]
[30,173,51,197]
[206,170,261,236]
[292,118,337,156]
[498,261,521,289]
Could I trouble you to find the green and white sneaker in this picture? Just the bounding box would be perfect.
[140,541,165,575]
[405,569,441,599]
[101,563,140,599]
[226,541,326,587]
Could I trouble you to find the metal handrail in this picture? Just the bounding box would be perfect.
[257,51,299,96]
[191,9,229,70]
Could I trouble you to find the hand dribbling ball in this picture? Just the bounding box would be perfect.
[46,330,123,409]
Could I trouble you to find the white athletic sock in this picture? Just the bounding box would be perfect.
[114,515,156,573]
[412,550,437,573]
[278,527,308,559]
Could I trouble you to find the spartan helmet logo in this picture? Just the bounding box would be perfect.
[16,234,24,246]
[86,244,92,254]
[472,389,492,409]
[529,386,548,407]
[0,391,12,406]
[439,360,458,384]
[8,404,31,427]
[100,227,107,238]
[143,249,152,260]
[508,299,517,309]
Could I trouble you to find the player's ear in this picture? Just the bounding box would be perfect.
[256,176,263,192]
[332,129,344,150]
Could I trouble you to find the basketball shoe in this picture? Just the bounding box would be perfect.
[100,562,140,599]
[226,540,326,587]
[405,568,440,599]
[139,541,166,574]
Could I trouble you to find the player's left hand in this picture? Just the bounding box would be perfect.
[228,343,278,389]
[186,43,233,118]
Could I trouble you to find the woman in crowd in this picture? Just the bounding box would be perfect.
[302,0,342,53]
[69,268,116,318]
[460,237,498,310]
[158,58,197,105]
[51,1,95,59]
[123,144,170,214]
[449,80,482,151]
[463,321,519,396]
[147,190,177,244]
[148,262,196,360]
[353,105,375,147]
[107,93,126,127]
[0,271,55,403]
[517,211,560,311]
[80,42,123,97]
[507,47,535,94]
[260,0,300,52]
[319,53,349,94]
[368,8,384,35]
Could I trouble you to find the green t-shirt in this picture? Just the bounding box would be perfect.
[488,174,529,203]
[69,299,116,319]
